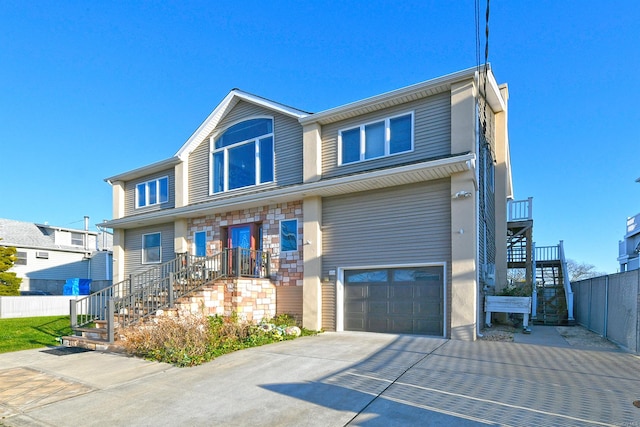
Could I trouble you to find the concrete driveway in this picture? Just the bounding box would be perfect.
[1,328,639,426]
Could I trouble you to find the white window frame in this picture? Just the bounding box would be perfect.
[71,232,85,246]
[142,232,162,264]
[338,111,414,166]
[209,116,275,195]
[279,219,298,252]
[135,176,169,209]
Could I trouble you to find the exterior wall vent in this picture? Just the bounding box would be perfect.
[36,251,49,259]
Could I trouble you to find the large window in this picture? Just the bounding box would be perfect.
[136,177,169,208]
[211,118,274,194]
[142,232,161,264]
[338,112,413,165]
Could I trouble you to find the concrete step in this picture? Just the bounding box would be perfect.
[62,335,125,353]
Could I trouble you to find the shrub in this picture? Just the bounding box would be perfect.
[121,313,315,367]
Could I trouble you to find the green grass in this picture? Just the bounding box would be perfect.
[0,316,73,354]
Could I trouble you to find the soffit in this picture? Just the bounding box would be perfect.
[103,153,474,229]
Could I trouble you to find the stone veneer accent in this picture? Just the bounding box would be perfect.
[187,201,304,287]
[170,278,276,323]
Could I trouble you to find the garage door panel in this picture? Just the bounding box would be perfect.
[345,300,365,314]
[344,266,444,336]
[390,301,414,315]
[368,284,389,299]
[345,284,367,298]
[389,285,413,299]
[344,316,366,331]
[368,301,389,315]
[367,317,388,332]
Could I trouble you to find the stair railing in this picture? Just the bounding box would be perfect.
[70,249,271,343]
[531,242,537,320]
[558,240,575,321]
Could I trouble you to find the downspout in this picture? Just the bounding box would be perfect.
[474,77,483,339]
[603,275,609,338]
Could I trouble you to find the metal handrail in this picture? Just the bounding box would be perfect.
[558,240,575,321]
[70,249,271,342]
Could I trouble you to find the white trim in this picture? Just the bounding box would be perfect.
[175,90,308,161]
[299,66,480,126]
[103,153,475,230]
[338,111,414,166]
[336,262,447,337]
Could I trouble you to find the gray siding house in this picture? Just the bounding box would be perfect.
[103,66,513,340]
[0,218,113,294]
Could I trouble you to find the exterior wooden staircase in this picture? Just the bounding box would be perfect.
[533,243,574,326]
[63,249,270,351]
[506,198,574,326]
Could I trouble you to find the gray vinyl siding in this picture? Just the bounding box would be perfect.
[188,100,303,204]
[124,223,175,277]
[123,169,176,217]
[322,179,451,276]
[321,92,451,179]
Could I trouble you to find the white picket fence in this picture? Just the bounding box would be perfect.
[0,296,78,319]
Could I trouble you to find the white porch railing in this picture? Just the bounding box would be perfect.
[558,240,575,321]
[507,197,533,222]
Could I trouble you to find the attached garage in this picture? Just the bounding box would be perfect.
[342,266,444,336]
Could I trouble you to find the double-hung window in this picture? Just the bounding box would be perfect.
[338,112,413,165]
[211,118,274,194]
[142,232,161,264]
[136,177,169,208]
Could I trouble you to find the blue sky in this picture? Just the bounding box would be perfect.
[1,1,638,274]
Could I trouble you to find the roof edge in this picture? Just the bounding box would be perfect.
[105,156,181,184]
[299,66,479,125]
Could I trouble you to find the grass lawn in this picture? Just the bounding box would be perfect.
[0,316,73,354]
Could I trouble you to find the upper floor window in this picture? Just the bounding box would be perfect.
[211,118,274,194]
[338,112,413,165]
[71,232,85,246]
[136,177,169,208]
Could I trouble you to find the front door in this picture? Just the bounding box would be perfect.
[227,225,255,276]
[229,225,252,249]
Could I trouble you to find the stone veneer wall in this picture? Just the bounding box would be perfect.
[187,201,304,287]
[172,279,276,323]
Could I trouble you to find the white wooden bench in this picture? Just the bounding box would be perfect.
[485,296,532,333]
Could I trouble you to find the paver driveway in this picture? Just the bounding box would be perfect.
[1,328,639,426]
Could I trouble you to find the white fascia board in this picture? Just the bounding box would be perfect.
[103,153,474,229]
[299,66,478,125]
[105,157,181,184]
[482,69,506,113]
[174,89,309,160]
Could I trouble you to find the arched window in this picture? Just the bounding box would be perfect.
[211,118,274,193]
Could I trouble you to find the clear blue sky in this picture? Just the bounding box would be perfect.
[1,1,638,274]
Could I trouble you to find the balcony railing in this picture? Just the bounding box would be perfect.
[508,197,533,222]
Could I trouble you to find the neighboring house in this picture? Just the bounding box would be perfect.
[0,218,113,294]
[102,66,513,340]
[618,210,640,272]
